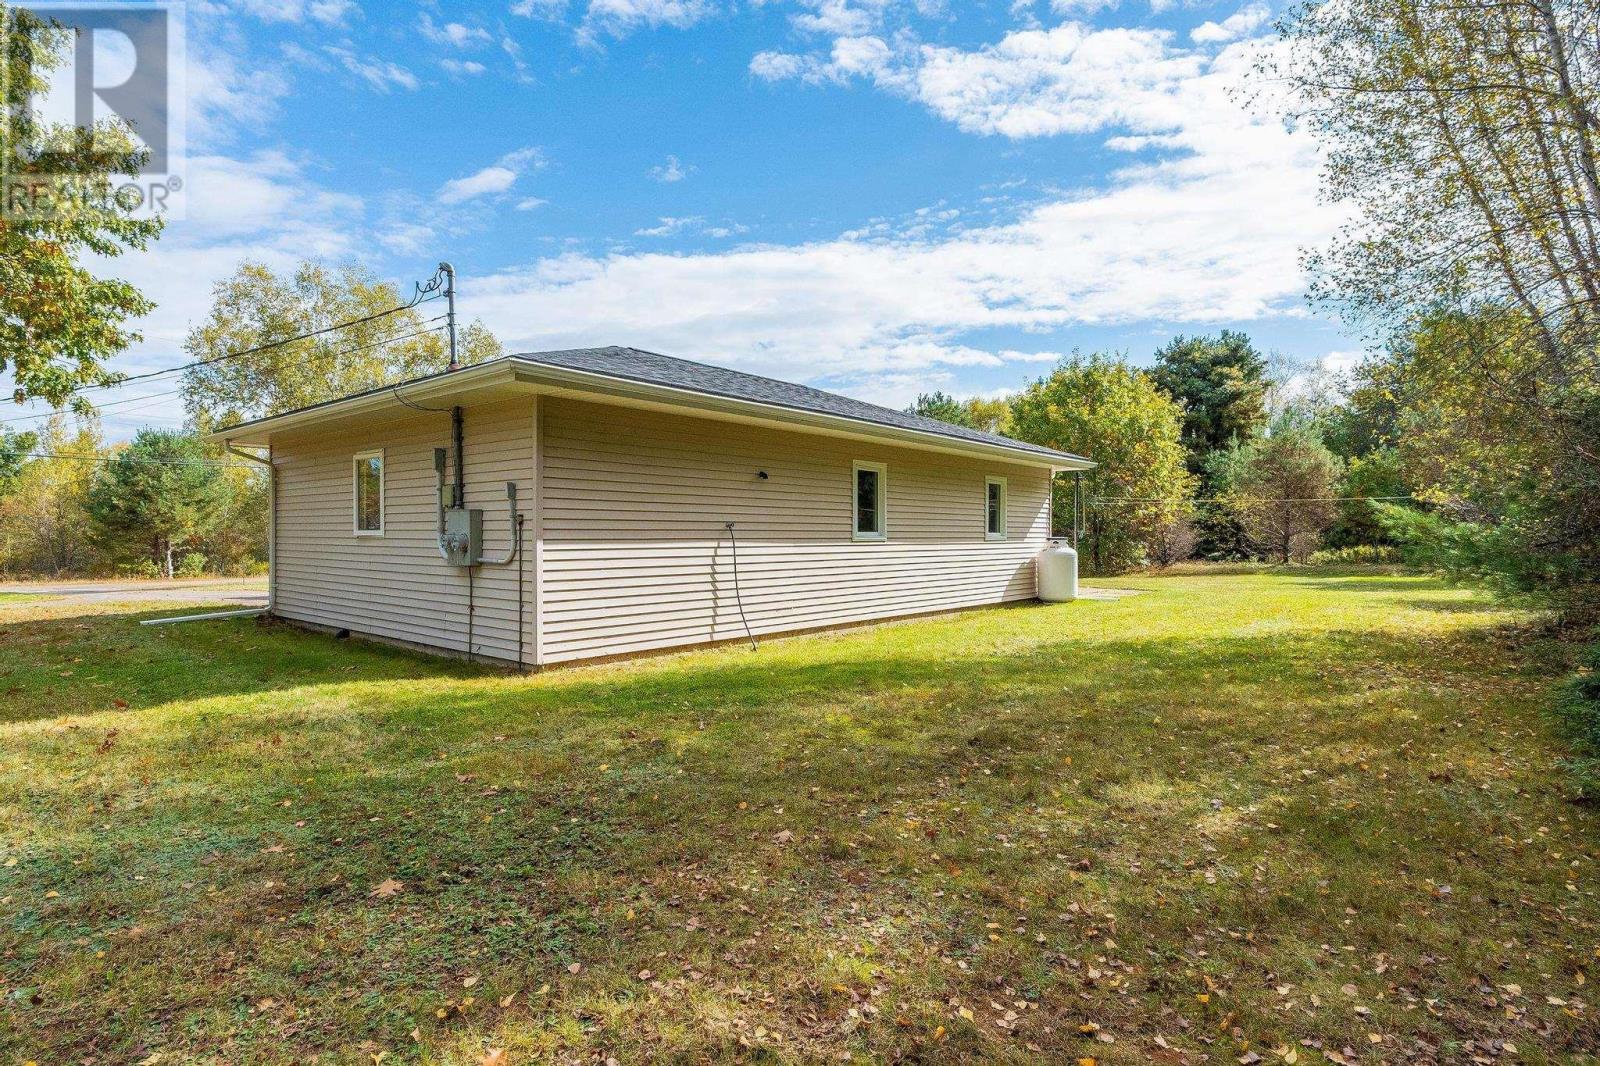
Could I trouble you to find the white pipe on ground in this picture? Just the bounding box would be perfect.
[139,608,268,626]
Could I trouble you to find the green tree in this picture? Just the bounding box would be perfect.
[1009,354,1195,574]
[907,392,1014,434]
[0,416,102,575]
[86,429,228,577]
[1,5,164,410]
[180,261,503,428]
[0,427,37,494]
[1324,446,1410,548]
[1210,425,1344,563]
[1149,331,1272,561]
[195,462,267,574]
[1149,331,1270,477]
[1268,0,1600,613]
[964,396,1012,435]
[907,391,972,427]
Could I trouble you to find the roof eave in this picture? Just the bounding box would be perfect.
[207,354,1094,470]
[205,359,520,447]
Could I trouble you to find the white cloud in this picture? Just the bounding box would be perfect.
[464,27,1339,385]
[1191,3,1270,44]
[511,0,569,16]
[326,48,419,92]
[634,215,704,236]
[791,0,882,35]
[515,197,549,211]
[187,43,292,149]
[649,155,694,182]
[231,0,356,24]
[437,147,546,204]
[1319,349,1366,374]
[439,166,519,203]
[82,151,369,438]
[750,50,823,82]
[1050,0,1120,14]
[419,14,493,47]
[441,59,488,76]
[579,0,717,42]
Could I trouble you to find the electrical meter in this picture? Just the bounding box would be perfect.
[442,507,482,567]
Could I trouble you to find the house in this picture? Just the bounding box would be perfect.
[209,347,1092,668]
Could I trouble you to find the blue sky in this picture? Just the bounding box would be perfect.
[32,0,1358,440]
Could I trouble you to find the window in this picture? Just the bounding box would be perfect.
[852,461,886,541]
[986,476,1008,541]
[353,450,384,535]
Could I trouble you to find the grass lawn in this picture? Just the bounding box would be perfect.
[1,572,1595,1064]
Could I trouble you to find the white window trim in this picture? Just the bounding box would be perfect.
[852,460,888,542]
[985,475,1008,541]
[353,449,385,536]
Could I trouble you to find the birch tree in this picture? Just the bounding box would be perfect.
[1269,0,1600,605]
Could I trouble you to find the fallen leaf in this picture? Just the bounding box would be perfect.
[499,991,517,1008]
[567,963,582,975]
[463,975,479,988]
[369,878,404,899]
[480,1050,507,1066]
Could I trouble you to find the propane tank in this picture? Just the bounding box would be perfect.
[1037,539,1078,602]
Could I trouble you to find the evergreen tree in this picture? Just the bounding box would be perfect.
[86,430,228,577]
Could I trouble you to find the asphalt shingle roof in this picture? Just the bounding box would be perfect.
[516,346,1088,465]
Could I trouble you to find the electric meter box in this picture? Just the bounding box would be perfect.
[442,507,483,566]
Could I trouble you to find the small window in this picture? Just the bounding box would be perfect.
[353,450,384,535]
[852,461,886,541]
[986,476,1007,540]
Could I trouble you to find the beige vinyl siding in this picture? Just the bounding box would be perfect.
[271,398,533,664]
[539,397,1052,664]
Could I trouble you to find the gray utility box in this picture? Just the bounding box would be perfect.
[442,507,483,566]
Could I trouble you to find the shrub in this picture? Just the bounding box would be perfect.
[1554,640,1600,798]
[1308,545,1402,565]
[174,552,208,579]
[116,558,161,580]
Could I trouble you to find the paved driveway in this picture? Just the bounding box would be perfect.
[0,578,268,608]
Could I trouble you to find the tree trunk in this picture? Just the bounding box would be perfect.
[164,540,173,579]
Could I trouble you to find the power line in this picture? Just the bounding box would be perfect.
[24,451,254,467]
[72,292,445,395]
[0,387,184,426]
[3,318,448,428]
